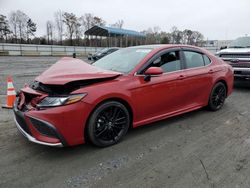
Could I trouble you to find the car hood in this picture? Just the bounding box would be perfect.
[35,57,121,85]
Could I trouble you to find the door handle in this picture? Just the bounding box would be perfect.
[178,75,185,80]
[208,69,214,74]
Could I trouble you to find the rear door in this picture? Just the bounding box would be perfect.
[180,49,213,107]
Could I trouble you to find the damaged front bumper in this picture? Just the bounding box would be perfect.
[13,101,65,147]
[14,116,63,147]
[13,87,93,147]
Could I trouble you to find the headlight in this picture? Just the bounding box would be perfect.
[37,93,87,108]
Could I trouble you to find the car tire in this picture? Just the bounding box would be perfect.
[87,101,130,147]
[208,82,227,111]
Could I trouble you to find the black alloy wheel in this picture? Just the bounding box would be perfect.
[208,82,227,111]
[87,101,130,147]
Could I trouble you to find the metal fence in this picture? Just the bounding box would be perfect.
[0,43,219,56]
[0,43,104,56]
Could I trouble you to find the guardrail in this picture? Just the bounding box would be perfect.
[0,43,104,56]
[0,43,219,56]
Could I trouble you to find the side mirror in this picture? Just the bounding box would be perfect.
[144,67,163,82]
[145,67,163,75]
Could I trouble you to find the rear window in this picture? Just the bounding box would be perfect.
[183,51,204,69]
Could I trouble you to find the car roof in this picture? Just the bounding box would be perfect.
[128,44,203,50]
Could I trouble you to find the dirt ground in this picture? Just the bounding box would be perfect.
[0,56,250,188]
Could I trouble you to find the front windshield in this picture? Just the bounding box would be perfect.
[93,48,152,73]
[229,37,250,48]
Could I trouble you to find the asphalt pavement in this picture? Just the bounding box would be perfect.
[1,56,250,188]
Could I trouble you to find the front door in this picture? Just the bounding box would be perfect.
[131,50,188,125]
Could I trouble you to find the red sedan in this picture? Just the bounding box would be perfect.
[14,45,234,147]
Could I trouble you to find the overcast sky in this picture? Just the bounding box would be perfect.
[1,0,250,40]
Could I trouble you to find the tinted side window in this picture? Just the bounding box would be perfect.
[151,51,181,73]
[203,55,211,65]
[184,51,204,69]
[108,49,116,53]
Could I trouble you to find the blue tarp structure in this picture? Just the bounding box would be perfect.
[85,25,146,38]
[84,25,145,47]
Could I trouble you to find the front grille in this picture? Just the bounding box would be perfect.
[234,70,250,75]
[220,54,250,58]
[227,62,250,68]
[14,112,31,135]
[29,117,59,138]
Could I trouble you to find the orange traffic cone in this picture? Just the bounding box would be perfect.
[2,76,16,109]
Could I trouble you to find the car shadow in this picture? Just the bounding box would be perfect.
[234,78,250,90]
[126,109,203,137]
[26,107,207,160]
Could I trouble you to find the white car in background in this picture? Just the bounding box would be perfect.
[216,36,250,79]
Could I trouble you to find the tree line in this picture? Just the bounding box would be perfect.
[143,26,204,46]
[0,10,204,46]
[0,10,37,44]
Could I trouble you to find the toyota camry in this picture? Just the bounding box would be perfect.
[14,45,234,147]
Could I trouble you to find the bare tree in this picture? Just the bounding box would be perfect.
[93,16,106,26]
[9,11,18,43]
[153,26,161,34]
[181,29,192,44]
[46,21,54,44]
[0,14,11,42]
[16,10,29,43]
[80,13,106,31]
[9,10,37,43]
[54,10,64,44]
[190,31,204,46]
[143,26,161,44]
[9,10,29,43]
[80,13,94,31]
[26,19,36,43]
[74,18,82,45]
[170,26,182,44]
[160,32,171,44]
[63,12,78,45]
[111,19,124,28]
